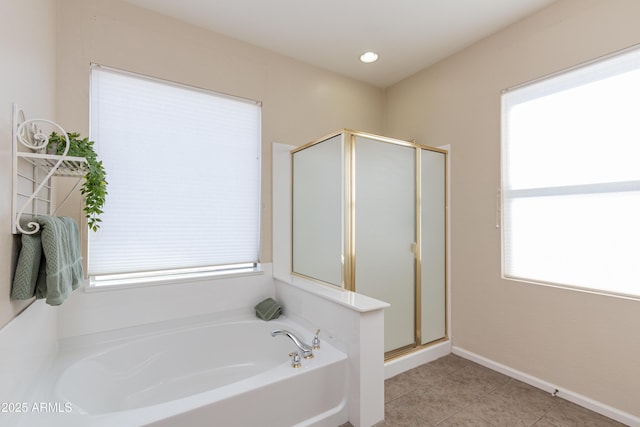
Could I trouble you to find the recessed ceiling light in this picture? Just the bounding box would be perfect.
[359,51,379,63]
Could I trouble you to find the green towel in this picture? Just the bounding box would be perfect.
[11,232,43,300]
[255,298,282,321]
[12,216,83,306]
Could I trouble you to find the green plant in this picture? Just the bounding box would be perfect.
[48,132,107,232]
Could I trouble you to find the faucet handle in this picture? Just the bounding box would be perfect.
[312,329,321,350]
[289,351,302,368]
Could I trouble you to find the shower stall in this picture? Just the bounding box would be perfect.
[291,129,447,358]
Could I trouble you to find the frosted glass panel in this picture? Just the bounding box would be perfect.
[292,135,343,286]
[421,149,446,344]
[354,136,416,352]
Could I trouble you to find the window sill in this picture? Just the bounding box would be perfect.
[503,275,640,302]
[86,265,264,292]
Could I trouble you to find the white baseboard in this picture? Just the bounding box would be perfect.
[384,341,451,379]
[453,346,640,427]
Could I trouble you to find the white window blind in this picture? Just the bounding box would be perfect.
[501,46,640,299]
[89,65,261,282]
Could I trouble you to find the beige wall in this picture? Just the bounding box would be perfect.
[1,0,383,329]
[0,0,58,328]
[54,0,384,270]
[384,0,640,417]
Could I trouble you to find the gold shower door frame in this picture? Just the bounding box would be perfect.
[292,129,448,360]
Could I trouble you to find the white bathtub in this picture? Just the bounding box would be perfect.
[16,311,349,427]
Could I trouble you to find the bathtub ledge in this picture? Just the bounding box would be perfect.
[273,274,389,313]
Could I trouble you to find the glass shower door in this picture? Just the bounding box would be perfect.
[353,135,416,352]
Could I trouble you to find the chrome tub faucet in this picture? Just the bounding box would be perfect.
[271,329,314,359]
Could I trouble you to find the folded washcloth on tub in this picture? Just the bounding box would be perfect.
[255,297,283,321]
[12,215,84,305]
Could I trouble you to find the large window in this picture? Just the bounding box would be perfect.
[89,65,261,286]
[501,46,640,299]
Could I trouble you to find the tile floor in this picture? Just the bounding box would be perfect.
[342,354,627,426]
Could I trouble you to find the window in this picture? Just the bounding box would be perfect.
[89,65,261,286]
[501,46,640,299]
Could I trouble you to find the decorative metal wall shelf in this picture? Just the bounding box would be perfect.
[12,104,88,234]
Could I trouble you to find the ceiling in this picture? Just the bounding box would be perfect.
[124,0,556,88]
